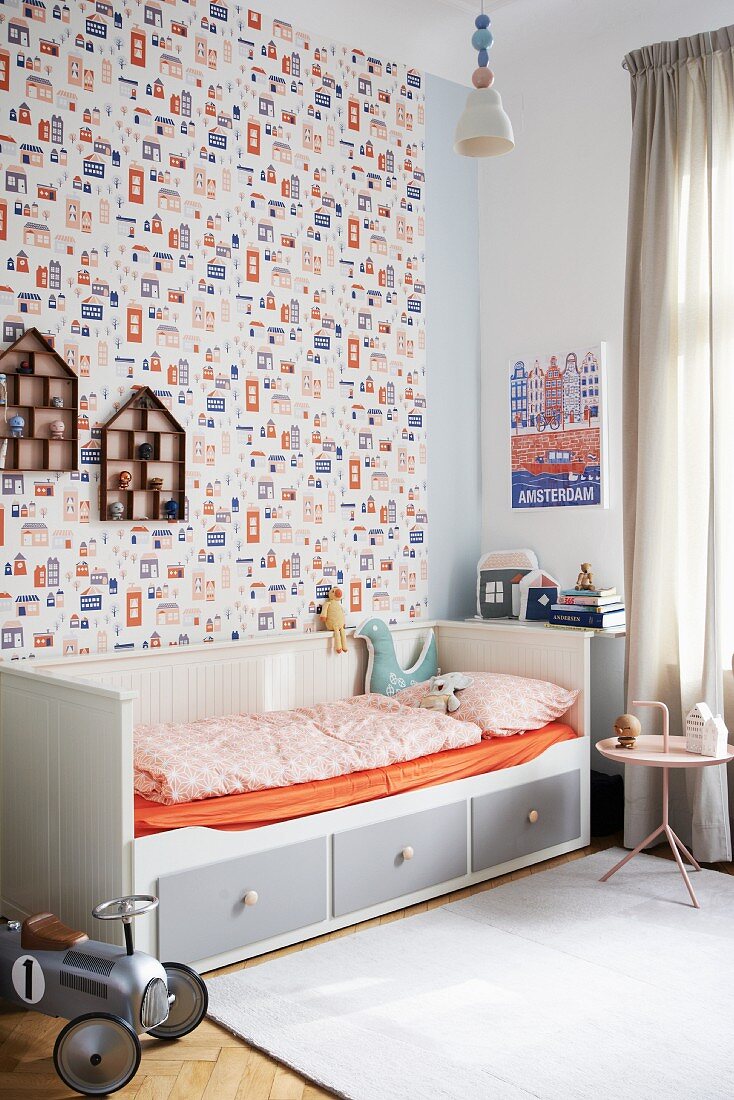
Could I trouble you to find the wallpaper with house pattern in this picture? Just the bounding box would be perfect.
[0,1,427,656]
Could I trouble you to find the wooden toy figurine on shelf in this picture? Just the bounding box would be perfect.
[575,562,595,591]
[321,586,347,654]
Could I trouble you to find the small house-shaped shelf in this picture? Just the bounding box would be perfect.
[0,327,78,472]
[101,387,186,522]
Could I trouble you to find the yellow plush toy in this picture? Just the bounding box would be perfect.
[321,586,347,653]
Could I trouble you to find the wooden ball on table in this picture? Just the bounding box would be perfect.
[613,713,642,750]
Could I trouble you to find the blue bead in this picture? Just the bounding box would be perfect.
[477,48,489,67]
[475,13,490,29]
[471,28,493,50]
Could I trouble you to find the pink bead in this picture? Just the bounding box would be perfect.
[472,67,494,89]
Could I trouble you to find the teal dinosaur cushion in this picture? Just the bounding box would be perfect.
[354,617,438,696]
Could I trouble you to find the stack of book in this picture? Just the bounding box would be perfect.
[548,588,625,632]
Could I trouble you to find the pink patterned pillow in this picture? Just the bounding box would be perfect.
[394,671,578,737]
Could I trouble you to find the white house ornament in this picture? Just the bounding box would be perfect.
[701,715,728,758]
[685,702,713,754]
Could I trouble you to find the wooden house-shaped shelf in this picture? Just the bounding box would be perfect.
[0,328,78,472]
[101,387,186,522]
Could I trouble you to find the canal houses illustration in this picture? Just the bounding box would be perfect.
[509,344,607,510]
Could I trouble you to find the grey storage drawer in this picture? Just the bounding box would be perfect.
[158,837,327,962]
[472,770,581,872]
[333,801,467,916]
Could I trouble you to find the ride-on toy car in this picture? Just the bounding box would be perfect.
[0,894,208,1096]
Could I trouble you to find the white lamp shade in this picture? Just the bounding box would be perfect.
[454,87,514,157]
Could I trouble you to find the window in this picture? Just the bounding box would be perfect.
[484,581,503,603]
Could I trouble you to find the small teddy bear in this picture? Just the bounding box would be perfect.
[419,672,473,714]
[575,563,595,591]
[320,586,347,653]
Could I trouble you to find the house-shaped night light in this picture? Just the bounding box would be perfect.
[476,548,538,619]
[701,716,729,758]
[519,568,560,622]
[685,702,714,755]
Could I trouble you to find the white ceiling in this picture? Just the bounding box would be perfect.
[253,0,531,84]
[433,0,522,13]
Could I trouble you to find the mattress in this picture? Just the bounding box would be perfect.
[134,694,482,806]
[134,720,577,837]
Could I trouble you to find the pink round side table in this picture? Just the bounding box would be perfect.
[596,699,734,908]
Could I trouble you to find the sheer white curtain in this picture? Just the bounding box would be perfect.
[623,26,734,862]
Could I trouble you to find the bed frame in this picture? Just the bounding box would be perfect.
[0,619,590,971]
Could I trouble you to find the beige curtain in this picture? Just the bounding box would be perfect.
[623,27,734,862]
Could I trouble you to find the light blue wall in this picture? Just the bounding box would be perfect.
[425,75,482,620]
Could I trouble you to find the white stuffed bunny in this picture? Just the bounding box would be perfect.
[419,672,473,714]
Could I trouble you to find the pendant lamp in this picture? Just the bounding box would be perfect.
[454,8,514,157]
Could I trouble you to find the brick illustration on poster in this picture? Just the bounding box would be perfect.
[0,6,427,655]
[509,344,607,510]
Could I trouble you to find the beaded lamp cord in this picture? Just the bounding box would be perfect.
[471,5,495,89]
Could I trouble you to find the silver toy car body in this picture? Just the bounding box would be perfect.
[0,894,207,1096]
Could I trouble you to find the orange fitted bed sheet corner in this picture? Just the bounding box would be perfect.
[134,721,577,837]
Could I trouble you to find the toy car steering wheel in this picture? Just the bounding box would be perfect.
[93,896,159,955]
[92,895,159,921]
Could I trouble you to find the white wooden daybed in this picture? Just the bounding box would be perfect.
[0,619,590,972]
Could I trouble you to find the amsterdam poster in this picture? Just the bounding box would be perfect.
[509,344,607,510]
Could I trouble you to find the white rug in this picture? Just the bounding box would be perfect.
[206,851,734,1099]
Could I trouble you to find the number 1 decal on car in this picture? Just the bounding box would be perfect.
[11,954,45,1004]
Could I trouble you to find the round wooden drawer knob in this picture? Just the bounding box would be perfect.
[401,846,414,861]
[528,810,539,824]
[243,890,259,906]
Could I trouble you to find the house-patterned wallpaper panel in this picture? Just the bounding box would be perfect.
[0,3,427,656]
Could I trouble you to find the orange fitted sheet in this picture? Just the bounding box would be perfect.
[134,721,577,837]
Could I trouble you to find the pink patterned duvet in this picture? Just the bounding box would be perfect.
[134,694,482,805]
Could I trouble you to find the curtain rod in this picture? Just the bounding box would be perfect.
[622,28,719,72]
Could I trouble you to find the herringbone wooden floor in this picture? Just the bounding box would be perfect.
[2,835,732,1098]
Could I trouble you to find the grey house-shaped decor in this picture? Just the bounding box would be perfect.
[476,548,538,618]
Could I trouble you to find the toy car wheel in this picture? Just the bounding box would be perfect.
[149,962,208,1040]
[53,1013,141,1096]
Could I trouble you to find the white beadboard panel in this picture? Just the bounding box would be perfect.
[31,623,436,727]
[0,670,134,946]
[434,621,590,740]
[55,697,134,945]
[1,686,53,919]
